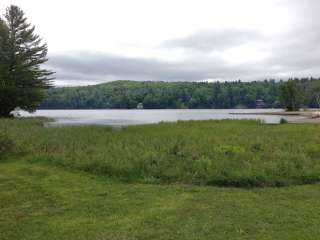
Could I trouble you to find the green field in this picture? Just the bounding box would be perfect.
[2,118,320,187]
[1,118,320,239]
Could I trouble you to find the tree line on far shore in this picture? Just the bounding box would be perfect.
[40,78,320,110]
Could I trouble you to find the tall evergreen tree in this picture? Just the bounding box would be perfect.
[0,5,54,117]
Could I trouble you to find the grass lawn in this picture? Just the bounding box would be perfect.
[1,118,320,239]
[1,160,320,240]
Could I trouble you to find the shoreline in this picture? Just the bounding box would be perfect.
[231,110,320,123]
[230,111,311,116]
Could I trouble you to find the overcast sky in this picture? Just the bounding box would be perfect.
[1,0,320,86]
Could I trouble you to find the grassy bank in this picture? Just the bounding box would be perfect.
[1,161,320,240]
[1,118,320,187]
[1,118,320,239]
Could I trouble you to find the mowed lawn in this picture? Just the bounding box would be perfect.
[1,118,320,239]
[1,161,320,240]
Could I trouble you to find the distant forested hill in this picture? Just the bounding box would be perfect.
[40,78,320,109]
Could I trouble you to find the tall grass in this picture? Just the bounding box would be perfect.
[2,118,320,187]
[0,133,14,160]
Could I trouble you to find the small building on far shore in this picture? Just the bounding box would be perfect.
[137,103,144,109]
[256,99,267,109]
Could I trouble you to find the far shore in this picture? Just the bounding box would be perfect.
[230,111,307,116]
[231,110,320,123]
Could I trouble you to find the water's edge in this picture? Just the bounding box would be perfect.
[19,109,310,127]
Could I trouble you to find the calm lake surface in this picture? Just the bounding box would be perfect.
[19,109,307,126]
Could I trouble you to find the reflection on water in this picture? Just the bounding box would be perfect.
[19,109,306,126]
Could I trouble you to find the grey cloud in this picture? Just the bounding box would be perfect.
[49,52,231,83]
[260,0,320,74]
[47,1,320,86]
[162,29,264,52]
[48,50,315,86]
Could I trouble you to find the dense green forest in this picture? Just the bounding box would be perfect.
[40,78,320,109]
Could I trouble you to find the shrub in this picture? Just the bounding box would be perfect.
[280,118,288,124]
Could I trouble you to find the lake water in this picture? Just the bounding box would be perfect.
[19,109,307,126]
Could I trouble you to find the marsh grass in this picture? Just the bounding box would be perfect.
[2,118,320,187]
[0,133,14,160]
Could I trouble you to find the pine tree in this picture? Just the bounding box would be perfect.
[0,5,54,117]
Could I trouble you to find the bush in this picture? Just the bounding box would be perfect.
[280,118,288,124]
[0,133,14,159]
